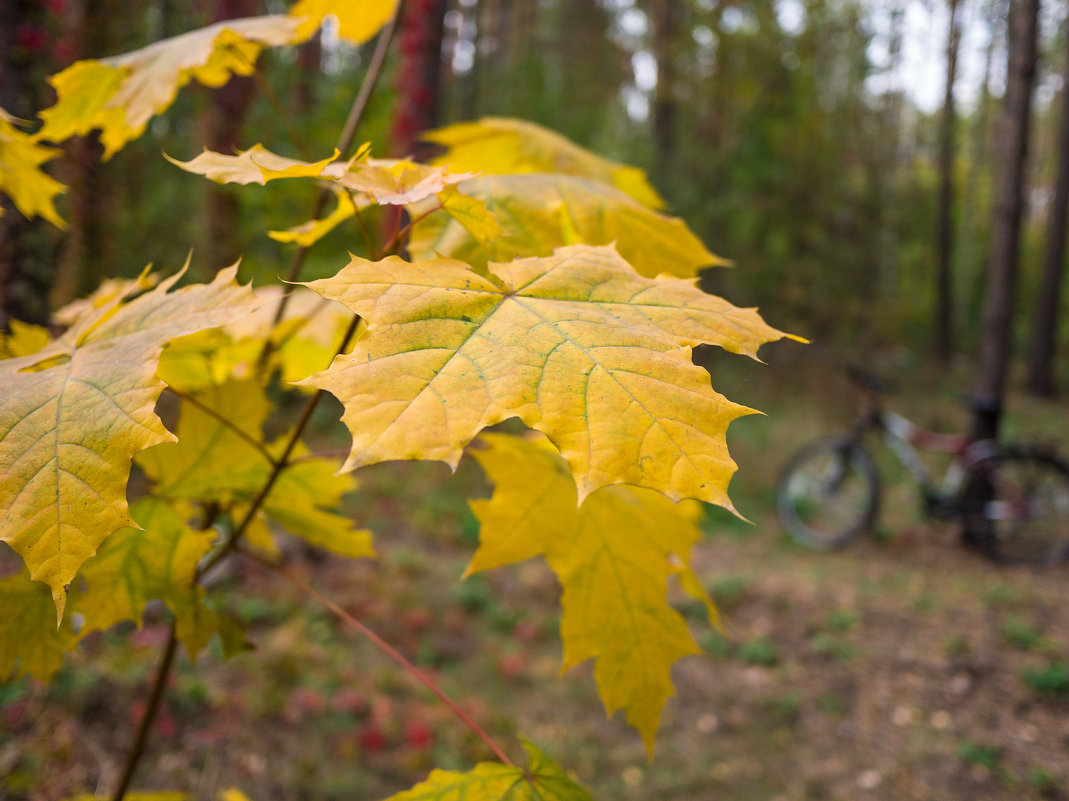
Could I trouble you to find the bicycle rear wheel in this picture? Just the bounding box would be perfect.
[776,437,880,550]
[962,447,1069,565]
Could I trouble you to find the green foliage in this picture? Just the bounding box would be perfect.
[1022,661,1069,696]
[738,637,780,667]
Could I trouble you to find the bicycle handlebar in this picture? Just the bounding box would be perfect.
[846,363,883,395]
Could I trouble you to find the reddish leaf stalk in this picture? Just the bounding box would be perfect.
[238,545,516,767]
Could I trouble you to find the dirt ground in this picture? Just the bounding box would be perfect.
[3,352,1068,800]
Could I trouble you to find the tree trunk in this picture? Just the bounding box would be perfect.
[971,0,1039,440]
[0,0,59,326]
[935,0,961,366]
[1025,20,1069,397]
[391,0,448,158]
[200,0,259,277]
[650,0,678,163]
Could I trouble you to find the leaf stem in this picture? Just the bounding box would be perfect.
[166,387,278,467]
[237,545,516,767]
[109,622,179,801]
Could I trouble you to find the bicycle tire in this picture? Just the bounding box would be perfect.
[776,437,880,550]
[961,446,1069,565]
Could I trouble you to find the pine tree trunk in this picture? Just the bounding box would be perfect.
[391,0,448,158]
[0,0,56,326]
[201,0,259,277]
[650,0,678,163]
[936,0,961,366]
[971,0,1039,440]
[1025,21,1069,397]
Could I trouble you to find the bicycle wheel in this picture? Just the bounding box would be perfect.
[776,437,880,550]
[961,447,1069,565]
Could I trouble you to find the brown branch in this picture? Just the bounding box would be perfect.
[110,622,179,801]
[238,545,515,767]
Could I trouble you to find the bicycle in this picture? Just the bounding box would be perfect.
[776,365,1069,565]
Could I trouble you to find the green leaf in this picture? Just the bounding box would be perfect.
[0,265,261,621]
[467,434,710,753]
[76,498,216,651]
[300,244,795,509]
[408,174,725,279]
[139,381,373,560]
[378,741,591,801]
[0,570,77,682]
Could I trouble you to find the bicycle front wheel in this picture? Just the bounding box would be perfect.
[776,437,880,550]
[962,447,1069,565]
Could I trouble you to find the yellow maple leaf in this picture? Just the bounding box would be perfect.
[425,116,666,209]
[0,319,51,360]
[165,143,341,186]
[0,265,261,621]
[76,498,221,659]
[409,174,725,279]
[466,433,711,753]
[0,570,77,682]
[0,109,66,228]
[268,188,359,247]
[434,185,505,248]
[138,381,374,560]
[53,271,160,327]
[379,740,591,801]
[299,244,795,508]
[37,16,302,158]
[332,158,477,205]
[289,0,400,44]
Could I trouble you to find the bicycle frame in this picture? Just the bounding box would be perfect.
[845,385,999,518]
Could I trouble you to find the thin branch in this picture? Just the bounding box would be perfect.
[256,3,403,369]
[379,200,444,258]
[110,622,179,801]
[197,314,362,581]
[238,545,516,767]
[166,388,278,467]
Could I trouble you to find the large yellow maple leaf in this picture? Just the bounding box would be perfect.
[299,244,795,508]
[408,173,724,279]
[466,433,715,753]
[425,116,666,209]
[0,266,261,620]
[37,16,302,158]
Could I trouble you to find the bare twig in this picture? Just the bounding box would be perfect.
[110,623,179,801]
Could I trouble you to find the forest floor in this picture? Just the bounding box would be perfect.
[3,348,1069,801]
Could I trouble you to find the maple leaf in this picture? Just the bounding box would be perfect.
[76,498,221,659]
[137,381,373,559]
[0,108,66,228]
[0,319,50,360]
[0,265,261,620]
[168,143,475,207]
[466,433,714,753]
[379,740,591,801]
[408,174,724,279]
[0,570,77,682]
[165,144,341,186]
[53,272,160,327]
[425,116,666,209]
[290,0,400,44]
[299,244,795,508]
[268,188,360,247]
[37,16,302,158]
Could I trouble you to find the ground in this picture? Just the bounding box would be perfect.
[2,350,1068,800]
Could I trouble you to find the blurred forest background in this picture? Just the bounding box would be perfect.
[5,3,1069,800]
[3,0,1069,396]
